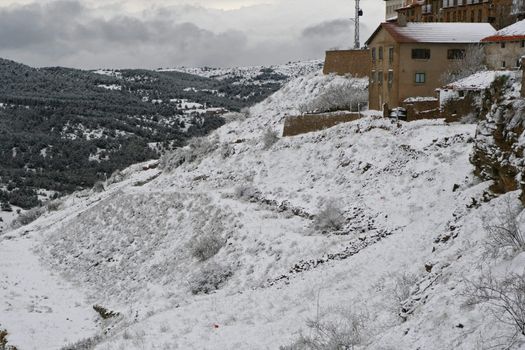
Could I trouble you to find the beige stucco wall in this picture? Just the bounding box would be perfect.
[368,29,400,110]
[398,43,471,102]
[369,29,480,111]
[485,41,525,70]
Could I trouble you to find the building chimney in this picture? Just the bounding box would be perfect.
[398,13,407,26]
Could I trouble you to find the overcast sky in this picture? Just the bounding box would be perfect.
[0,0,384,69]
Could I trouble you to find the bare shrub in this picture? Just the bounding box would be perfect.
[220,143,235,159]
[305,81,368,113]
[467,271,525,344]
[393,273,418,304]
[189,227,225,262]
[59,335,103,350]
[189,262,233,295]
[159,324,170,333]
[107,170,126,185]
[234,184,260,202]
[222,112,247,123]
[46,199,63,212]
[11,207,45,228]
[281,309,368,350]
[160,136,219,172]
[0,329,17,350]
[484,198,525,256]
[262,128,279,150]
[313,200,346,233]
[93,305,120,319]
[441,45,486,85]
[92,182,105,193]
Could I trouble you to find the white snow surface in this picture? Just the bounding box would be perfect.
[160,60,324,84]
[483,19,525,40]
[381,22,496,43]
[444,70,516,90]
[1,71,524,350]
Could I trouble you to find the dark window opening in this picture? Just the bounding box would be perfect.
[412,48,431,59]
[447,49,465,60]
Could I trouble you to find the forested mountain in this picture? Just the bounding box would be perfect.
[0,58,320,209]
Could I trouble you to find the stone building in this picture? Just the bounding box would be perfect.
[365,21,496,111]
[323,49,370,77]
[396,0,515,30]
[384,0,405,20]
[437,71,508,121]
[482,19,525,69]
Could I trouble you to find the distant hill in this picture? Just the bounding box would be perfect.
[0,58,323,209]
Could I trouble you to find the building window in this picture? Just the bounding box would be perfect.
[501,42,506,49]
[378,71,384,85]
[371,70,376,84]
[379,47,384,60]
[415,72,426,84]
[388,47,394,64]
[371,47,376,62]
[388,71,394,87]
[478,9,482,22]
[502,61,506,68]
[412,48,431,59]
[447,49,465,59]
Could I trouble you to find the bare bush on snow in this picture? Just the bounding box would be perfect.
[188,206,229,262]
[234,183,261,202]
[189,227,225,262]
[313,200,346,233]
[440,45,486,85]
[46,199,63,212]
[11,207,45,228]
[262,128,280,150]
[301,81,368,114]
[484,198,525,256]
[467,271,525,346]
[281,308,368,350]
[189,262,233,295]
[160,136,219,172]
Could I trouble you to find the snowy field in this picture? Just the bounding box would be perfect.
[1,71,524,350]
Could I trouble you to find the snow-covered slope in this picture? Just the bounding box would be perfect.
[161,60,324,86]
[1,71,524,350]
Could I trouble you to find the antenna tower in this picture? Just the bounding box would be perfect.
[354,0,361,49]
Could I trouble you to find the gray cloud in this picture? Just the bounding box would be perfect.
[0,0,384,69]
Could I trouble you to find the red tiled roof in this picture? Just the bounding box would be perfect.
[482,20,525,42]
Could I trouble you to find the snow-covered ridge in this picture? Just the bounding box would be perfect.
[159,60,324,85]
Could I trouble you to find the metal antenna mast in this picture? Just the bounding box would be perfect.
[354,0,361,49]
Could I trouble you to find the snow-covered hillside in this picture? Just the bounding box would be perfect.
[1,71,524,350]
[160,60,324,86]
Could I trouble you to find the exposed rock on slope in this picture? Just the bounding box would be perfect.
[471,72,525,201]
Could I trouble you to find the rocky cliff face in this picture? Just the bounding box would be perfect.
[471,72,525,202]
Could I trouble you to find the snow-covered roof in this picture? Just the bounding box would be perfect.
[442,71,511,90]
[403,96,438,103]
[366,22,496,45]
[482,19,525,42]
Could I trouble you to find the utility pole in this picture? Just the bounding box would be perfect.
[354,0,363,49]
